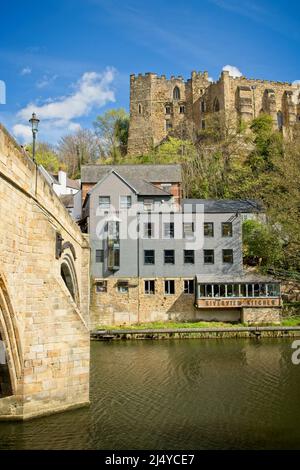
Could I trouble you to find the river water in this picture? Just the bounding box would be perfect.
[0,339,300,450]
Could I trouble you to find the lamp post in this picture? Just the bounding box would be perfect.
[29,112,40,162]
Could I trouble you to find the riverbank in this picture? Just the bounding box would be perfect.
[91,318,300,340]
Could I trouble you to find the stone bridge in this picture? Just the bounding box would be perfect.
[0,124,90,420]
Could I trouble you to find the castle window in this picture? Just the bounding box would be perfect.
[138,103,142,114]
[201,100,206,113]
[201,120,206,130]
[277,111,284,130]
[95,281,107,293]
[166,121,173,131]
[213,97,220,112]
[180,105,185,114]
[165,106,171,115]
[173,86,180,100]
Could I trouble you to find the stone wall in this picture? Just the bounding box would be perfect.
[0,125,90,420]
[128,70,300,155]
[242,307,281,324]
[90,277,242,327]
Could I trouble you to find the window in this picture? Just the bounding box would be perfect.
[144,280,155,295]
[120,196,132,209]
[165,280,175,295]
[138,103,142,115]
[164,222,174,238]
[222,222,232,237]
[180,105,185,114]
[173,86,180,100]
[213,97,220,112]
[95,281,107,293]
[144,222,154,238]
[201,101,206,112]
[166,121,173,131]
[204,249,214,264]
[164,250,175,264]
[165,106,171,115]
[184,250,194,264]
[99,196,110,209]
[144,250,155,265]
[277,111,283,130]
[95,249,104,263]
[143,199,153,211]
[223,249,233,263]
[117,282,129,294]
[183,222,194,238]
[201,120,206,130]
[184,280,194,294]
[204,222,214,237]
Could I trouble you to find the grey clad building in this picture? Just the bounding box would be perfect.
[80,164,281,327]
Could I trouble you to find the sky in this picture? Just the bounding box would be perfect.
[0,0,299,145]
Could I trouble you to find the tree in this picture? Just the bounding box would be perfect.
[58,129,102,178]
[242,219,283,269]
[26,142,60,173]
[94,108,129,163]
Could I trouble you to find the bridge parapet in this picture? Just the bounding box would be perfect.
[0,124,90,420]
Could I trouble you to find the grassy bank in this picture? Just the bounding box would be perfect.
[96,317,300,331]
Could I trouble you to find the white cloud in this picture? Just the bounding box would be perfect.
[20,67,32,76]
[292,80,300,86]
[222,65,243,78]
[36,74,58,89]
[14,68,116,143]
[12,124,32,142]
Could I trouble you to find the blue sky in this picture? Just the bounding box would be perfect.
[0,0,299,144]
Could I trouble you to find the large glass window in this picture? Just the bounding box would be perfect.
[144,222,154,238]
[164,250,175,264]
[95,249,104,263]
[183,222,194,238]
[144,250,155,265]
[204,250,214,264]
[164,222,174,239]
[204,222,214,237]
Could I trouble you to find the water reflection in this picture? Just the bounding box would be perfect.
[0,339,299,449]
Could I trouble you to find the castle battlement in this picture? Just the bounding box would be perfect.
[128,70,300,156]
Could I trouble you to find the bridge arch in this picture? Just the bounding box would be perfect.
[60,253,79,304]
[0,273,22,396]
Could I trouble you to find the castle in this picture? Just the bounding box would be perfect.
[127,70,300,155]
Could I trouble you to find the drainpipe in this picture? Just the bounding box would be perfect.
[137,212,140,323]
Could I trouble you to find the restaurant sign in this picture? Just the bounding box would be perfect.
[196,298,281,309]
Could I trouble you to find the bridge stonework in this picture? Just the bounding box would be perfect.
[0,125,90,420]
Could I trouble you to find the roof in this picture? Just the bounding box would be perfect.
[60,194,74,209]
[196,273,279,284]
[81,164,182,184]
[87,169,173,197]
[67,177,80,190]
[182,199,264,213]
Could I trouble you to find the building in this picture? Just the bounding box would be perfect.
[39,166,82,220]
[80,164,281,327]
[127,70,300,155]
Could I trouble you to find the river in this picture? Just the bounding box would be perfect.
[0,339,299,450]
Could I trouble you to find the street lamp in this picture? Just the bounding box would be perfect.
[29,112,40,162]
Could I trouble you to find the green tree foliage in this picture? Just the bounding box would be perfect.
[94,108,129,163]
[242,219,283,269]
[26,142,60,173]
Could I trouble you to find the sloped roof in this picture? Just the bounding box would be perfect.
[86,169,172,197]
[182,199,264,213]
[60,194,74,208]
[81,164,182,184]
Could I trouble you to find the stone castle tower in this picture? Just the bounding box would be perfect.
[127,70,300,156]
